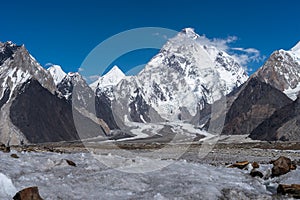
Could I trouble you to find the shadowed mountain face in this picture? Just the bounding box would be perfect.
[221,77,293,135]
[9,79,105,143]
[193,77,293,136]
[250,98,300,141]
[95,89,120,129]
[0,42,20,65]
[0,88,10,110]
[57,73,120,130]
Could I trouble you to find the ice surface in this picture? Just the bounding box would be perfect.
[1,148,297,199]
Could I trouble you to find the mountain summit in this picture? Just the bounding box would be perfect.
[47,64,67,85]
[255,42,300,100]
[90,65,125,91]
[108,28,248,122]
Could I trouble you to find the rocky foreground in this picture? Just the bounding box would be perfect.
[0,141,300,199]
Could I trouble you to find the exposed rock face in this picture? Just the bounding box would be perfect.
[58,73,119,131]
[250,98,300,141]
[0,42,56,96]
[95,89,120,129]
[13,187,43,200]
[129,88,151,123]
[255,50,300,91]
[111,76,164,123]
[9,79,106,143]
[254,43,300,100]
[222,77,292,135]
[0,41,20,65]
[195,77,292,136]
[0,88,10,109]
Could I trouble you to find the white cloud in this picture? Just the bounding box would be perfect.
[197,35,265,71]
[197,35,238,51]
[87,75,100,82]
[44,62,54,68]
[78,67,84,72]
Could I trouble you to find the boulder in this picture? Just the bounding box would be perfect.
[65,159,76,167]
[250,169,263,178]
[277,184,300,199]
[0,144,10,153]
[228,161,249,169]
[13,187,43,200]
[11,154,19,159]
[271,156,296,177]
[252,162,260,169]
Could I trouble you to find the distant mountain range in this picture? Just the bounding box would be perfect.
[0,29,300,145]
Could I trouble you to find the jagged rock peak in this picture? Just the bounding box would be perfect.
[47,64,66,85]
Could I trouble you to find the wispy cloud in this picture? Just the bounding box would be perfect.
[87,75,100,82]
[197,35,265,71]
[198,35,238,51]
[78,67,84,72]
[44,62,54,68]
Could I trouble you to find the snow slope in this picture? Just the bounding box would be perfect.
[135,28,248,119]
[255,41,300,100]
[90,28,248,123]
[90,65,125,91]
[47,65,67,85]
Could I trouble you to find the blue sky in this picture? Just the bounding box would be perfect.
[1,0,299,76]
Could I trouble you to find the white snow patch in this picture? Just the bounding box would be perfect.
[90,65,125,91]
[47,65,67,85]
[0,173,17,199]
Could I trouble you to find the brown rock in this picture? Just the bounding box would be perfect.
[252,162,260,169]
[11,154,19,158]
[65,159,76,167]
[228,161,249,169]
[271,156,294,177]
[291,160,297,170]
[277,184,300,199]
[13,186,43,200]
[250,169,264,178]
[1,144,11,153]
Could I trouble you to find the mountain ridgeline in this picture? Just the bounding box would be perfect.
[0,29,300,145]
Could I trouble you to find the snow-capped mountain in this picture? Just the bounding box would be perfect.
[90,65,126,101]
[0,42,56,100]
[0,41,120,145]
[57,72,119,130]
[0,41,57,144]
[291,41,300,57]
[47,64,66,85]
[133,28,248,120]
[90,65,125,90]
[255,41,300,100]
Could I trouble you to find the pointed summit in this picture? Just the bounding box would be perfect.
[179,28,199,39]
[104,65,125,78]
[47,64,66,85]
[90,65,125,91]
